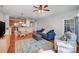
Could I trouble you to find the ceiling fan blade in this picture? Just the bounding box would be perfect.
[33,10,38,12]
[33,6,38,8]
[44,5,48,8]
[43,9,50,11]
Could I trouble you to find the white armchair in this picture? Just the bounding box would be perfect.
[55,33,77,53]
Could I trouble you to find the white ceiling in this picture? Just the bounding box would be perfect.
[0,5,79,19]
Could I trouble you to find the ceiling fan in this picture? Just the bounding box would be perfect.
[33,5,50,13]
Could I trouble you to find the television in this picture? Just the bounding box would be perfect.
[0,21,5,38]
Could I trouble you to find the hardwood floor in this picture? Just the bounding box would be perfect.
[7,30,15,53]
[77,42,79,53]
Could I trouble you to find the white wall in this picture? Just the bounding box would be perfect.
[37,16,64,37]
[37,9,79,37]
[0,13,5,22]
